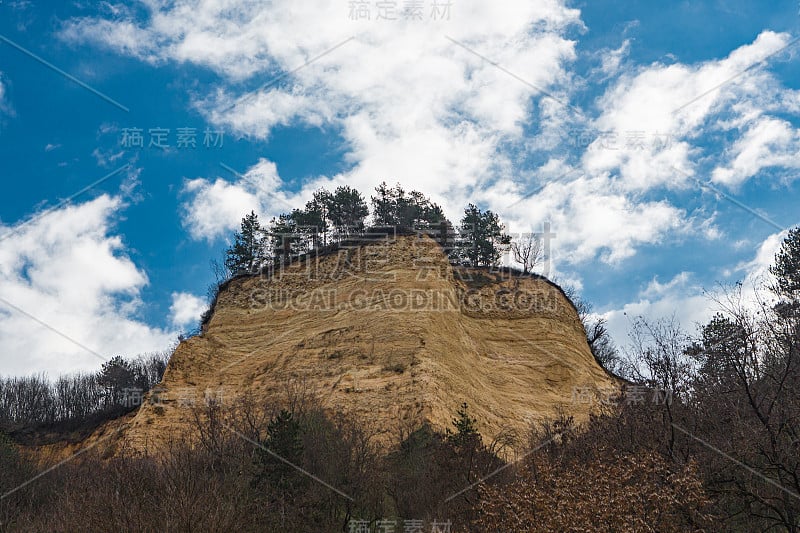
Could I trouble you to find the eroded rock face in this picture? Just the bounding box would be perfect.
[119,235,619,453]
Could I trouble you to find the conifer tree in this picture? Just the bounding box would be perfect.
[328,186,369,237]
[457,204,510,267]
[225,211,268,274]
[770,227,800,302]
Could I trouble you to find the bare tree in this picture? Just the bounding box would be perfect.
[510,232,544,274]
[561,285,622,374]
[690,282,800,531]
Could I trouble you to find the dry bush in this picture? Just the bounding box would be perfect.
[473,446,713,532]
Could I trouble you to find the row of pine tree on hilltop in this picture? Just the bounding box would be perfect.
[223,182,533,276]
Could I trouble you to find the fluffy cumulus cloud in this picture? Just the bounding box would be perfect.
[61,2,585,234]
[0,196,174,377]
[182,176,261,242]
[181,158,294,241]
[169,292,207,329]
[583,31,798,191]
[61,3,800,272]
[505,172,685,264]
[712,117,800,188]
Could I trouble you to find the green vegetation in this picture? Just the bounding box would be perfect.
[453,203,511,268]
[771,227,800,299]
[225,210,268,275]
[370,182,446,228]
[221,184,518,276]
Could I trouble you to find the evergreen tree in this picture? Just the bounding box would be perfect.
[371,182,394,226]
[302,189,333,247]
[446,402,481,449]
[457,204,511,267]
[289,208,316,251]
[444,402,497,495]
[770,227,800,302]
[420,198,446,228]
[328,186,368,237]
[686,313,748,393]
[254,409,305,494]
[396,189,433,227]
[225,211,268,274]
[96,356,135,408]
[269,214,300,262]
[252,409,305,528]
[371,182,447,229]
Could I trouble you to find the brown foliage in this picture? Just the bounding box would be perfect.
[473,446,713,532]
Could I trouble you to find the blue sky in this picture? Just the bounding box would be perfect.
[0,0,798,376]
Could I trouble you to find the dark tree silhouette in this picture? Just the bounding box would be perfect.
[457,204,510,267]
[225,211,268,274]
[770,227,800,300]
[327,186,369,237]
[370,182,446,229]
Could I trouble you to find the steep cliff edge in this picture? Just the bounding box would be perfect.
[117,234,620,452]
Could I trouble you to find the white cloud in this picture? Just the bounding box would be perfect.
[180,158,295,241]
[181,176,261,241]
[642,272,692,298]
[169,292,207,329]
[735,229,786,284]
[62,1,582,80]
[712,117,800,188]
[601,230,789,347]
[0,196,175,377]
[62,1,585,233]
[202,88,333,140]
[602,273,713,349]
[503,172,685,265]
[91,147,125,167]
[0,74,8,117]
[584,30,795,192]
[61,5,800,269]
[597,39,630,78]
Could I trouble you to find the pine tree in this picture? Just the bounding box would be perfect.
[253,409,305,528]
[686,313,748,393]
[770,227,800,301]
[225,211,267,274]
[328,186,368,237]
[96,356,135,408]
[446,402,481,449]
[371,182,446,229]
[457,204,511,267]
[269,213,299,262]
[254,410,305,507]
[300,188,332,247]
[371,181,395,226]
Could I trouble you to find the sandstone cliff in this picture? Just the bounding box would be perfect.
[117,234,620,452]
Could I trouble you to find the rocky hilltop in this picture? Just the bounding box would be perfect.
[117,234,619,452]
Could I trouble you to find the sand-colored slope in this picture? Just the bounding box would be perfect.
[119,235,619,452]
